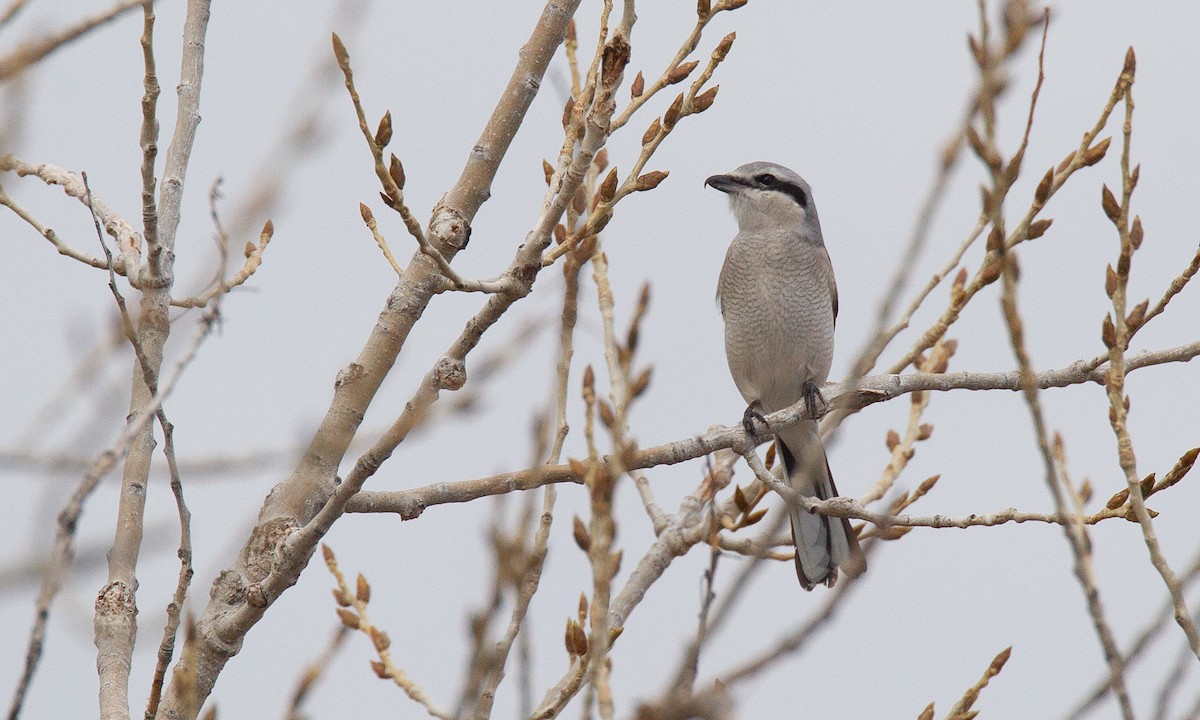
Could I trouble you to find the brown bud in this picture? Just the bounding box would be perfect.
[764,441,776,469]
[370,660,389,679]
[630,366,652,397]
[331,32,349,67]
[1126,299,1148,331]
[583,365,595,392]
[635,171,669,191]
[1083,137,1112,167]
[979,259,1003,284]
[335,608,360,630]
[375,111,393,148]
[885,429,901,452]
[1130,215,1144,249]
[331,588,352,607]
[573,515,591,551]
[642,117,662,146]
[1057,149,1077,173]
[668,60,699,85]
[597,399,615,429]
[1035,167,1054,205]
[630,71,645,98]
[1101,185,1120,223]
[562,96,575,130]
[980,185,995,216]
[1105,265,1118,298]
[1140,472,1156,498]
[594,149,609,173]
[609,549,623,579]
[566,19,576,43]
[1130,163,1141,189]
[600,167,618,203]
[733,485,749,513]
[379,191,396,209]
[321,543,335,563]
[553,224,567,245]
[355,574,371,603]
[1123,46,1136,79]
[1101,314,1116,348]
[986,225,1004,252]
[965,125,986,161]
[692,86,719,113]
[370,627,390,652]
[388,154,406,191]
[572,185,586,214]
[663,93,684,130]
[917,424,934,441]
[723,0,748,9]
[713,32,736,61]
[882,526,913,541]
[543,159,555,185]
[571,621,589,656]
[1027,218,1053,240]
[697,0,711,17]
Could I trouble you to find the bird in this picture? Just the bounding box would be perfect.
[705,161,865,589]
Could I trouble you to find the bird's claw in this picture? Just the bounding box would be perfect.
[802,380,828,420]
[742,403,768,436]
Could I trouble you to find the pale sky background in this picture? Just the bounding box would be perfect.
[3,2,1200,718]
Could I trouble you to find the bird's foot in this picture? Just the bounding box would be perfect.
[742,402,768,436]
[802,380,828,420]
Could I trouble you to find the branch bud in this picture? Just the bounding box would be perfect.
[1082,137,1112,167]
[642,117,661,146]
[663,93,684,130]
[1101,184,1120,223]
[630,71,645,98]
[692,86,719,113]
[667,60,699,86]
[388,154,406,191]
[635,170,669,191]
[374,111,393,148]
[599,167,618,202]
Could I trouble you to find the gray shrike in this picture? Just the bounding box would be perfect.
[705,161,865,590]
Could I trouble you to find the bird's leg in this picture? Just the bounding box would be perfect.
[742,400,768,436]
[802,380,827,420]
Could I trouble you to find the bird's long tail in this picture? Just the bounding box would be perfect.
[777,420,866,590]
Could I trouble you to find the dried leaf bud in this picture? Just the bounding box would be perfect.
[332,588,352,607]
[883,526,912,541]
[952,266,968,294]
[335,608,360,630]
[885,429,900,452]
[1035,167,1054,205]
[630,366,652,397]
[243,241,256,258]
[598,399,615,429]
[733,485,749,513]
[594,148,609,173]
[942,338,959,356]
[553,224,567,245]
[697,0,711,18]
[1079,480,1093,504]
[917,424,934,441]
[630,71,645,98]
[642,117,661,146]
[1101,185,1120,223]
[1130,163,1141,189]
[375,110,393,148]
[578,592,589,620]
[575,233,598,258]
[965,125,986,161]
[635,171,669,191]
[566,19,577,43]
[370,660,389,679]
[1027,218,1053,240]
[562,96,575,130]
[713,32,736,61]
[723,0,748,9]
[355,574,371,603]
[1083,137,1112,167]
[1126,299,1148,331]
[543,159,555,185]
[742,508,767,527]
[610,625,624,642]
[572,185,586,214]
[663,93,684,130]
[967,34,984,68]
[370,627,390,652]
[379,191,396,209]
[571,621,589,656]
[1123,46,1136,78]
[692,86,719,113]
[1105,488,1128,509]
[1101,314,1116,348]
[321,543,335,563]
[600,167,618,202]
[573,515,591,551]
[583,365,595,392]
[668,60,699,85]
[979,185,995,216]
[1130,215,1144,249]
[919,704,935,720]
[764,441,776,469]
[1140,473,1156,497]
[388,154,406,191]
[609,549,623,579]
[1104,265,1118,298]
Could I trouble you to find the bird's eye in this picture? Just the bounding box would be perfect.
[755,173,777,187]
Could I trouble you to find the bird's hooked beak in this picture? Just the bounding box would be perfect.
[704,174,743,194]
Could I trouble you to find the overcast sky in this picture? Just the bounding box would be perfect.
[3,2,1200,718]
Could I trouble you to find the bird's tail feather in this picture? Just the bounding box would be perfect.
[778,421,866,590]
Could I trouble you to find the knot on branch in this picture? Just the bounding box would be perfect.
[242,516,299,583]
[600,34,631,88]
[429,206,471,252]
[334,362,365,389]
[95,581,136,616]
[433,356,467,391]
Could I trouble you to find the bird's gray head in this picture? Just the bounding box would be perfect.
[704,161,821,239]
